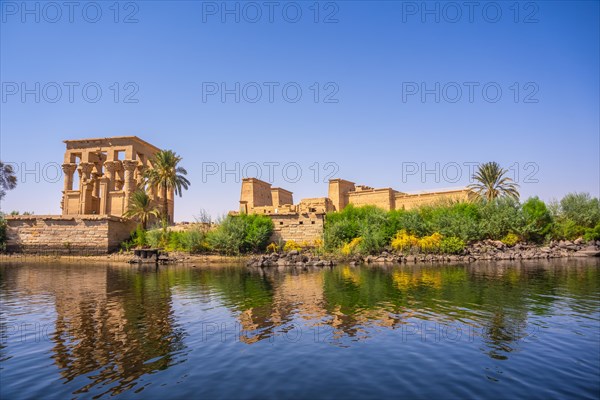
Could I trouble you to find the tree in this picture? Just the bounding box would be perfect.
[521,197,553,243]
[143,150,190,224]
[0,161,17,200]
[468,161,520,202]
[123,189,160,230]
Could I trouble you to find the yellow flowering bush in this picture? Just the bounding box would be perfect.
[341,237,363,256]
[391,230,419,252]
[266,242,279,253]
[283,240,302,252]
[501,232,520,247]
[418,232,443,253]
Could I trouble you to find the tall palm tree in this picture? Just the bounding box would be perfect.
[123,189,160,229]
[0,161,17,200]
[468,161,520,201]
[143,150,190,224]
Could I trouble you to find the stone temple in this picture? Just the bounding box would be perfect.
[5,136,170,253]
[60,136,174,222]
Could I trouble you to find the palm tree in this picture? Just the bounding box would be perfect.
[123,189,160,229]
[143,150,190,224]
[0,161,17,200]
[468,161,520,201]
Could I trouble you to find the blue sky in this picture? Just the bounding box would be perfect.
[1,1,598,221]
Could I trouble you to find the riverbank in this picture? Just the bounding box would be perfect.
[247,239,600,267]
[2,239,598,267]
[0,252,250,266]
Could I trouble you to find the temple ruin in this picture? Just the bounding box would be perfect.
[236,177,472,243]
[5,136,170,254]
[61,136,174,223]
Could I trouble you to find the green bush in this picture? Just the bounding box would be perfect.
[583,223,600,242]
[439,236,466,254]
[521,197,553,243]
[478,198,524,240]
[421,202,481,242]
[146,229,163,248]
[206,214,273,255]
[0,215,7,251]
[559,193,600,228]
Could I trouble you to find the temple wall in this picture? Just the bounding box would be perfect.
[347,189,397,211]
[395,189,471,210]
[269,214,325,244]
[4,216,136,254]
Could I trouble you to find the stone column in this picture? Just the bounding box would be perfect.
[104,161,119,192]
[61,163,77,214]
[61,163,77,191]
[99,176,109,215]
[122,160,138,204]
[78,162,94,214]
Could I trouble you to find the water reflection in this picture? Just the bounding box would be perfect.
[1,260,599,398]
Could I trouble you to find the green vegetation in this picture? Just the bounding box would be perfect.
[0,214,7,251]
[123,189,160,230]
[122,213,273,255]
[0,161,17,200]
[119,192,598,257]
[323,192,600,256]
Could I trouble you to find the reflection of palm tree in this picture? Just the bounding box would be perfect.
[468,162,520,201]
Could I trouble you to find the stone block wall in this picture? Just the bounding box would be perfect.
[269,213,325,244]
[4,215,136,254]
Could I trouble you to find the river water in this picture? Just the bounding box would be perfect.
[1,260,599,399]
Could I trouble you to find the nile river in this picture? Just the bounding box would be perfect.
[1,260,599,399]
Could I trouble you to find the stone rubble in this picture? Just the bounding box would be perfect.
[246,239,600,268]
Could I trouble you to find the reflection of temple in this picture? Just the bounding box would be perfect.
[3,265,183,397]
[61,136,174,223]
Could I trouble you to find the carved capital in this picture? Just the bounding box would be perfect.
[103,161,119,173]
[61,163,77,175]
[122,160,138,172]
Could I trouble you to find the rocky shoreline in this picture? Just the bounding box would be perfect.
[247,239,600,268]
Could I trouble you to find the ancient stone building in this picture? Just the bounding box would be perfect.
[5,136,171,254]
[236,177,472,243]
[61,136,174,223]
[328,178,471,211]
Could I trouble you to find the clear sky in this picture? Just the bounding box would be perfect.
[1,0,599,221]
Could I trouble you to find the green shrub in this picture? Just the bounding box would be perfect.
[146,229,163,248]
[559,193,600,228]
[0,215,7,251]
[421,202,482,242]
[583,223,600,242]
[521,197,553,243]
[479,198,524,240]
[206,214,273,255]
[439,236,466,254]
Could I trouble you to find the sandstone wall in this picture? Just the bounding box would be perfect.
[4,215,136,254]
[269,213,325,244]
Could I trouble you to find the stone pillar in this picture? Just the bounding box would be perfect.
[122,160,138,204]
[104,161,119,192]
[99,176,109,215]
[61,163,77,213]
[114,161,124,191]
[78,162,94,214]
[61,163,77,191]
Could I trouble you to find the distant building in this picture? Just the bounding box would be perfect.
[235,177,472,243]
